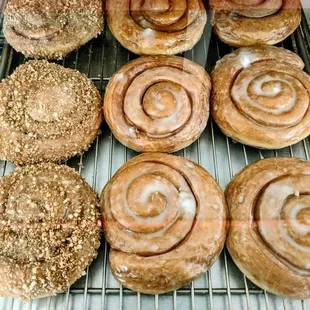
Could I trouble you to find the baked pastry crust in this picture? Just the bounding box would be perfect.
[104,55,211,153]
[0,163,101,301]
[211,45,310,149]
[3,0,103,59]
[106,0,207,55]
[210,0,301,47]
[226,157,310,299]
[0,60,103,165]
[100,153,228,294]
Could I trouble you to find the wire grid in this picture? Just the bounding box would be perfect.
[0,9,309,310]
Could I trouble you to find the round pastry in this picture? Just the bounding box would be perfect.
[106,0,207,55]
[210,0,301,47]
[3,0,103,59]
[0,60,103,165]
[0,163,101,301]
[211,45,310,149]
[104,55,211,153]
[226,157,310,299]
[100,153,228,294]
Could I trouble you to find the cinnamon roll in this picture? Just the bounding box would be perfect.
[210,0,301,47]
[106,0,207,55]
[100,153,228,294]
[211,45,310,149]
[0,163,101,301]
[104,56,211,153]
[0,60,103,165]
[3,0,103,59]
[226,157,310,299]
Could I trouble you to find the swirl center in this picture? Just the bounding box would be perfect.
[127,174,169,217]
[5,172,73,222]
[143,83,178,119]
[26,84,75,123]
[141,0,187,26]
[13,13,67,40]
[124,70,192,137]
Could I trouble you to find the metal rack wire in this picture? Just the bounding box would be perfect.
[0,8,309,310]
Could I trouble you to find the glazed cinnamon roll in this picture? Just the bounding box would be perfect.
[226,157,310,299]
[106,0,207,55]
[211,46,310,149]
[104,56,211,153]
[100,153,227,294]
[3,0,103,59]
[0,163,101,301]
[210,0,301,47]
[0,60,103,165]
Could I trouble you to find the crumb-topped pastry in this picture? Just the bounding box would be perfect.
[3,0,103,59]
[0,163,101,301]
[0,60,103,165]
[100,153,227,294]
[106,0,207,55]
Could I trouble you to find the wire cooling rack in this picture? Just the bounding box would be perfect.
[0,7,309,310]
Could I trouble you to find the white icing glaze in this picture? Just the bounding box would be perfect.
[128,126,138,138]
[153,90,183,125]
[238,49,259,68]
[289,204,310,235]
[240,54,252,68]
[263,183,310,252]
[264,183,295,200]
[238,194,244,204]
[186,161,194,169]
[142,28,154,40]
[144,88,190,138]
[120,265,128,272]
[279,222,310,253]
[149,244,160,252]
[114,72,127,83]
[179,191,196,218]
[152,92,166,111]
[139,182,169,204]
[232,74,296,115]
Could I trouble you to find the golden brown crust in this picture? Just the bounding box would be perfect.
[211,45,310,149]
[0,163,101,301]
[226,157,310,299]
[104,56,211,153]
[210,0,301,47]
[0,60,103,165]
[106,0,207,55]
[3,0,103,59]
[100,153,228,294]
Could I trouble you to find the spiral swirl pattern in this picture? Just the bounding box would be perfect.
[3,0,103,59]
[101,153,227,294]
[210,0,301,47]
[226,158,310,299]
[104,56,211,153]
[0,163,101,300]
[0,60,103,164]
[211,46,310,149]
[106,0,207,55]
